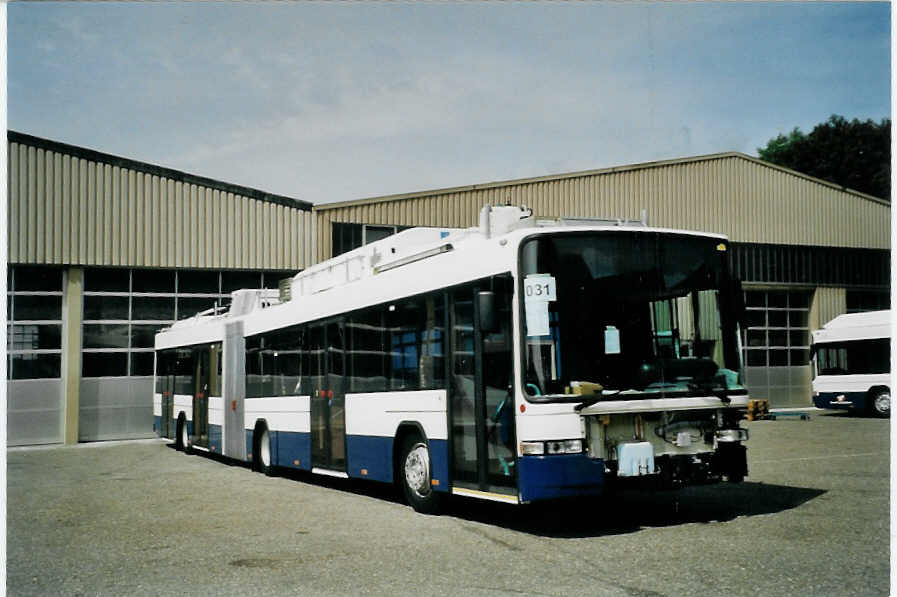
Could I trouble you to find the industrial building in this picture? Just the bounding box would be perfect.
[7,131,890,445]
[7,131,315,446]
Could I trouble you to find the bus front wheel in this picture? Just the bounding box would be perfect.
[870,388,890,418]
[400,435,443,514]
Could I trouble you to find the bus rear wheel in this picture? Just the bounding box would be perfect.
[254,425,275,476]
[400,435,442,514]
[176,415,190,453]
[870,389,890,418]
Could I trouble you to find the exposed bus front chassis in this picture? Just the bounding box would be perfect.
[584,408,748,487]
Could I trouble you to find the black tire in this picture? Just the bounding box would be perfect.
[869,388,891,418]
[175,415,190,453]
[254,425,275,476]
[399,435,443,514]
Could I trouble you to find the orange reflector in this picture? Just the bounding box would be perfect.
[361,468,368,476]
[247,453,252,459]
[293,460,300,466]
[431,479,439,486]
[520,404,526,413]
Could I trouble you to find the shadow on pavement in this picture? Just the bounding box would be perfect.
[445,481,825,538]
[165,442,824,538]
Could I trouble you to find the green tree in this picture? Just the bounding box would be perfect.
[757,115,890,201]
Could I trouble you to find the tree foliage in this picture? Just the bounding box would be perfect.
[757,115,890,201]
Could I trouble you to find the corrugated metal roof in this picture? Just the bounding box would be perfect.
[313,151,889,212]
[8,131,312,211]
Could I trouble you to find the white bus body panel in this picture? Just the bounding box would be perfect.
[173,394,193,421]
[244,396,311,433]
[345,390,448,441]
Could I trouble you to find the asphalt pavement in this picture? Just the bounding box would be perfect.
[7,410,890,597]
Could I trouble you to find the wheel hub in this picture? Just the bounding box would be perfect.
[404,445,431,498]
[875,392,890,414]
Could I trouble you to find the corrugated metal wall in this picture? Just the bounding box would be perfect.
[8,140,315,270]
[314,154,890,262]
[810,287,847,331]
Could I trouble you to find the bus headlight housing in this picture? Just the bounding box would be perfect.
[520,439,584,455]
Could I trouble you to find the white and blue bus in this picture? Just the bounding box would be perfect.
[154,205,751,512]
[812,310,891,417]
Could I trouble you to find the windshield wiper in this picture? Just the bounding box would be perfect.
[686,382,732,404]
[574,390,622,411]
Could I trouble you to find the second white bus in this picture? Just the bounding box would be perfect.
[812,310,891,417]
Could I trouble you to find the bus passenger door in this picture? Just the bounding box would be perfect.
[450,277,516,494]
[309,320,347,472]
[159,355,175,439]
[192,346,211,449]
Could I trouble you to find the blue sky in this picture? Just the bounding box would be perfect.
[8,2,891,205]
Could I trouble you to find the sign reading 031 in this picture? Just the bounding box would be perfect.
[523,274,557,302]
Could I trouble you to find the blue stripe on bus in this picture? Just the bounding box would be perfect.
[346,435,393,482]
[153,416,161,435]
[343,435,449,491]
[274,430,312,470]
[429,439,449,492]
[517,453,606,503]
[209,423,222,453]
[814,391,867,411]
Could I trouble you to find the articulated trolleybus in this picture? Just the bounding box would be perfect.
[154,205,750,512]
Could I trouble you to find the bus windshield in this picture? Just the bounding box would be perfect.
[520,231,745,400]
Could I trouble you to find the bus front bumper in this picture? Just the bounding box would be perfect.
[814,391,867,411]
[517,453,607,503]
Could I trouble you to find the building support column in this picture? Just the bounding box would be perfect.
[62,267,83,444]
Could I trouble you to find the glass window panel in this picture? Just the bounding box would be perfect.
[767,311,788,327]
[262,273,284,289]
[767,292,788,308]
[13,295,62,321]
[11,353,61,379]
[768,349,789,367]
[178,270,220,294]
[178,297,220,319]
[82,352,128,377]
[788,292,810,309]
[130,352,156,376]
[788,310,808,328]
[9,324,62,350]
[84,295,129,321]
[364,225,396,244]
[790,349,809,366]
[222,271,262,293]
[789,330,807,347]
[745,310,766,328]
[83,324,130,349]
[84,268,129,292]
[768,330,788,347]
[131,324,163,349]
[744,291,766,308]
[746,329,766,347]
[13,266,63,292]
[132,296,175,321]
[132,270,175,293]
